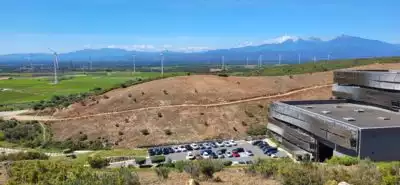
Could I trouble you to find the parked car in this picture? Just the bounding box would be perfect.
[223,141,232,147]
[203,143,212,149]
[167,147,174,153]
[271,153,278,158]
[232,147,244,153]
[210,152,218,159]
[218,148,227,154]
[179,145,187,152]
[185,144,193,151]
[225,151,233,158]
[202,152,210,159]
[229,140,237,146]
[172,146,181,153]
[199,143,206,149]
[232,151,240,158]
[155,148,163,155]
[215,141,225,147]
[252,140,263,146]
[210,142,218,148]
[148,149,155,156]
[162,148,170,155]
[186,152,195,160]
[263,147,278,155]
[245,150,254,156]
[217,150,225,158]
[190,143,199,150]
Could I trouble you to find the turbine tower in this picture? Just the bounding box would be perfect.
[221,56,225,70]
[89,56,93,70]
[160,50,167,76]
[328,53,331,61]
[258,55,263,67]
[298,53,301,64]
[246,57,249,66]
[48,48,59,84]
[278,54,282,65]
[313,56,317,63]
[132,54,136,73]
[29,53,33,71]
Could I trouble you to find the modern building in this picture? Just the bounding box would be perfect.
[267,70,400,161]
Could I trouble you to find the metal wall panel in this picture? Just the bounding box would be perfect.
[269,102,359,151]
[333,84,400,111]
[268,117,316,143]
[334,70,400,91]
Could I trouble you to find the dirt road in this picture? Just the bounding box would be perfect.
[1,84,332,121]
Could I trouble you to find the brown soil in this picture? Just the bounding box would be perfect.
[48,62,400,147]
[137,168,279,185]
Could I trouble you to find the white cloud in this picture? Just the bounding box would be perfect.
[176,46,211,53]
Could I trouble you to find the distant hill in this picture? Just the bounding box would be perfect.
[1,35,399,65]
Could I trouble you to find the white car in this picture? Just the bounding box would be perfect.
[229,140,237,146]
[223,141,232,147]
[190,143,199,150]
[203,143,212,149]
[271,154,278,158]
[215,141,225,147]
[202,152,210,159]
[186,152,195,160]
[172,146,181,153]
[245,150,254,156]
[179,145,187,152]
[225,151,233,158]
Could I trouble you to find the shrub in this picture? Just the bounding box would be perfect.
[158,112,163,118]
[184,162,200,179]
[163,90,168,95]
[118,131,124,136]
[155,167,170,179]
[223,160,232,166]
[217,73,229,77]
[164,129,172,135]
[0,131,4,141]
[246,124,268,136]
[241,121,248,126]
[115,123,120,127]
[87,155,109,169]
[0,151,49,161]
[134,157,146,165]
[326,156,360,166]
[140,129,149,135]
[128,93,132,98]
[151,155,166,163]
[244,110,254,117]
[125,118,129,123]
[79,134,88,141]
[198,159,224,179]
[103,95,109,99]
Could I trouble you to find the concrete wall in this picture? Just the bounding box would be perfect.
[360,127,400,161]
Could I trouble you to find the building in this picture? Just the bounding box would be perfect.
[267,70,400,161]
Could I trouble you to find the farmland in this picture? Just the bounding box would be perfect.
[0,72,184,105]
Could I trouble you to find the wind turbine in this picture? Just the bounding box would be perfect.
[258,55,263,67]
[313,56,317,63]
[89,56,93,70]
[132,53,136,74]
[160,50,167,76]
[28,53,33,72]
[48,48,59,84]
[298,53,301,64]
[221,56,225,70]
[278,54,282,65]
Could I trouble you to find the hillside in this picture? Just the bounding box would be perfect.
[48,63,400,147]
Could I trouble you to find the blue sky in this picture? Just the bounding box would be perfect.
[0,0,399,54]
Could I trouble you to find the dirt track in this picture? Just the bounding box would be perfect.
[6,84,332,121]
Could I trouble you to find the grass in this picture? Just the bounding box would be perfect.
[0,72,184,105]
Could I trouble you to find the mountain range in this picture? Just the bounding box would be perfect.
[1,35,399,66]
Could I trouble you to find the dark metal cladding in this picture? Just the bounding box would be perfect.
[269,102,359,151]
[267,117,316,143]
[332,84,400,111]
[334,70,400,91]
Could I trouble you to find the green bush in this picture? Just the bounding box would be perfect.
[217,73,229,77]
[0,131,5,141]
[88,155,109,169]
[326,156,360,166]
[7,160,141,185]
[184,162,201,179]
[151,155,165,163]
[134,157,146,165]
[154,167,170,180]
[198,159,224,179]
[222,160,232,166]
[0,151,49,161]
[246,124,268,136]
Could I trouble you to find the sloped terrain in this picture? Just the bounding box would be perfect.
[49,63,400,147]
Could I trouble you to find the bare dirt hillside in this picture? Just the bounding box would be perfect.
[48,63,400,147]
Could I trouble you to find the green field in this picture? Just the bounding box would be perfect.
[0,72,183,105]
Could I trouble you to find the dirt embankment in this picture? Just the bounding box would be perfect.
[48,62,400,147]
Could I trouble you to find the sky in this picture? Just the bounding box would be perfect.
[0,0,399,54]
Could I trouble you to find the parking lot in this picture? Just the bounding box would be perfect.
[148,139,287,164]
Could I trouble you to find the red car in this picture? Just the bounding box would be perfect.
[232,151,240,157]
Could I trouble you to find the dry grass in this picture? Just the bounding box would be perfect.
[48,63,400,147]
[138,168,279,185]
